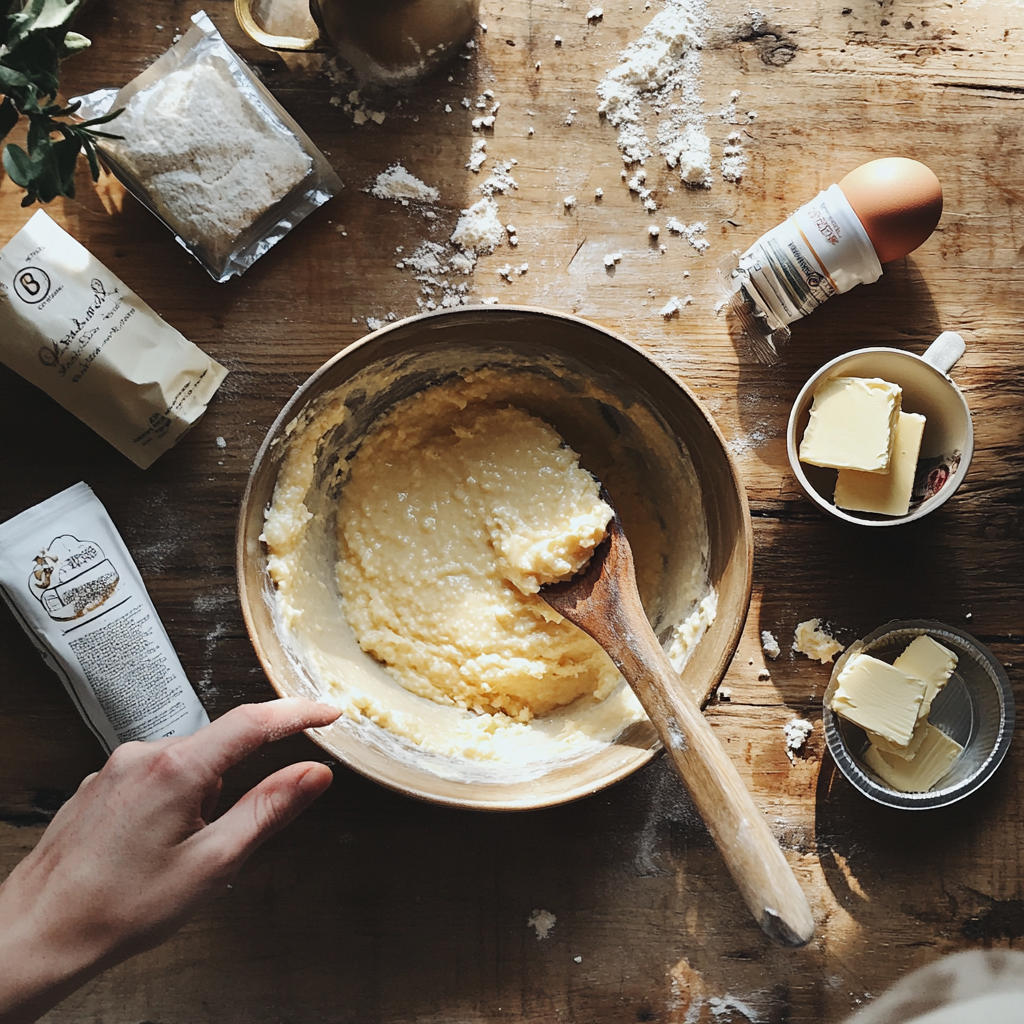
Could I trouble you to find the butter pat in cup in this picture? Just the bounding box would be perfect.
[787,333,973,525]
[823,620,1014,810]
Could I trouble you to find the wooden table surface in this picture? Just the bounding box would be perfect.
[2,0,1023,1021]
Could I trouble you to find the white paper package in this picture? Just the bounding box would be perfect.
[0,210,227,469]
[0,482,210,752]
[732,183,883,330]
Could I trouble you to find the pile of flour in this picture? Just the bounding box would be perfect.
[596,0,711,189]
[108,58,311,259]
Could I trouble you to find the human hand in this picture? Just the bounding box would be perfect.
[0,697,341,1024]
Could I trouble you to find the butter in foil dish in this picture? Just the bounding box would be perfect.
[73,11,342,282]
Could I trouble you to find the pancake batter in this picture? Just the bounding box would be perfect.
[336,394,617,721]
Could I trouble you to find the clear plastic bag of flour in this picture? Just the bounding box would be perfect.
[0,483,210,752]
[74,11,341,283]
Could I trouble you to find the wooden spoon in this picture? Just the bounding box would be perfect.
[542,503,815,948]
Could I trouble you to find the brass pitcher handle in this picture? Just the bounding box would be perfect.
[234,0,321,51]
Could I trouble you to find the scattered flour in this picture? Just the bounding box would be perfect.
[466,138,488,173]
[398,241,476,310]
[761,629,781,659]
[658,295,692,318]
[783,717,814,762]
[451,197,504,254]
[665,217,709,253]
[721,129,746,183]
[370,164,440,204]
[325,65,389,125]
[596,0,712,187]
[479,160,519,196]
[527,909,556,940]
[792,618,845,663]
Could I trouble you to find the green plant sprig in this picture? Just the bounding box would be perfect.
[1,0,122,206]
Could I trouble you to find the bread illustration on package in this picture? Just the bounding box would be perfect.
[0,483,209,752]
[30,535,121,622]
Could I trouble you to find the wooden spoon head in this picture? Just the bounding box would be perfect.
[540,494,641,635]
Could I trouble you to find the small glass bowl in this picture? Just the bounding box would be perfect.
[822,620,1014,810]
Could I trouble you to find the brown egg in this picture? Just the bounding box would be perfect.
[838,158,943,264]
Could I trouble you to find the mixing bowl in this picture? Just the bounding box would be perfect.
[237,305,752,809]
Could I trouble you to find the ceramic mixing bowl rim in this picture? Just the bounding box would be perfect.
[822,619,1014,810]
[786,346,974,527]
[235,303,754,810]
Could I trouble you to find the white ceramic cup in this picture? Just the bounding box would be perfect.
[787,332,973,526]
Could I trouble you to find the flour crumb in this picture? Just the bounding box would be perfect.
[370,164,440,204]
[587,7,604,22]
[792,619,845,664]
[761,630,781,660]
[564,194,577,209]
[648,224,660,238]
[665,217,709,253]
[595,187,604,199]
[528,909,556,940]
[783,717,814,762]
[659,295,691,318]
[721,129,746,183]
[451,197,504,253]
[554,35,562,46]
[479,160,518,196]
[215,436,226,448]
[466,138,487,173]
[564,108,578,126]
[604,252,622,267]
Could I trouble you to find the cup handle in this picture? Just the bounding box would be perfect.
[234,0,321,51]
[922,331,966,376]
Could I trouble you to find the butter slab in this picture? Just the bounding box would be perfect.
[799,376,902,473]
[834,411,926,516]
[863,723,964,792]
[894,634,958,718]
[830,652,927,746]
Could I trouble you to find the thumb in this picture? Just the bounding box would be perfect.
[196,762,334,872]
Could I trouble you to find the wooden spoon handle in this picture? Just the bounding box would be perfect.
[616,621,814,946]
[542,511,813,945]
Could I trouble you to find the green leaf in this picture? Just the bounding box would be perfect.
[53,134,78,194]
[26,111,55,154]
[0,64,32,90]
[0,97,19,139]
[2,142,36,187]
[19,0,79,34]
[60,29,90,54]
[80,134,99,180]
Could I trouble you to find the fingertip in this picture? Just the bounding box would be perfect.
[297,762,334,799]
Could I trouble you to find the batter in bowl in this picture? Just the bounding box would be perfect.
[336,389,617,721]
[262,361,712,773]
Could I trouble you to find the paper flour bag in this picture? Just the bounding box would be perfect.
[0,210,227,469]
[0,482,210,752]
